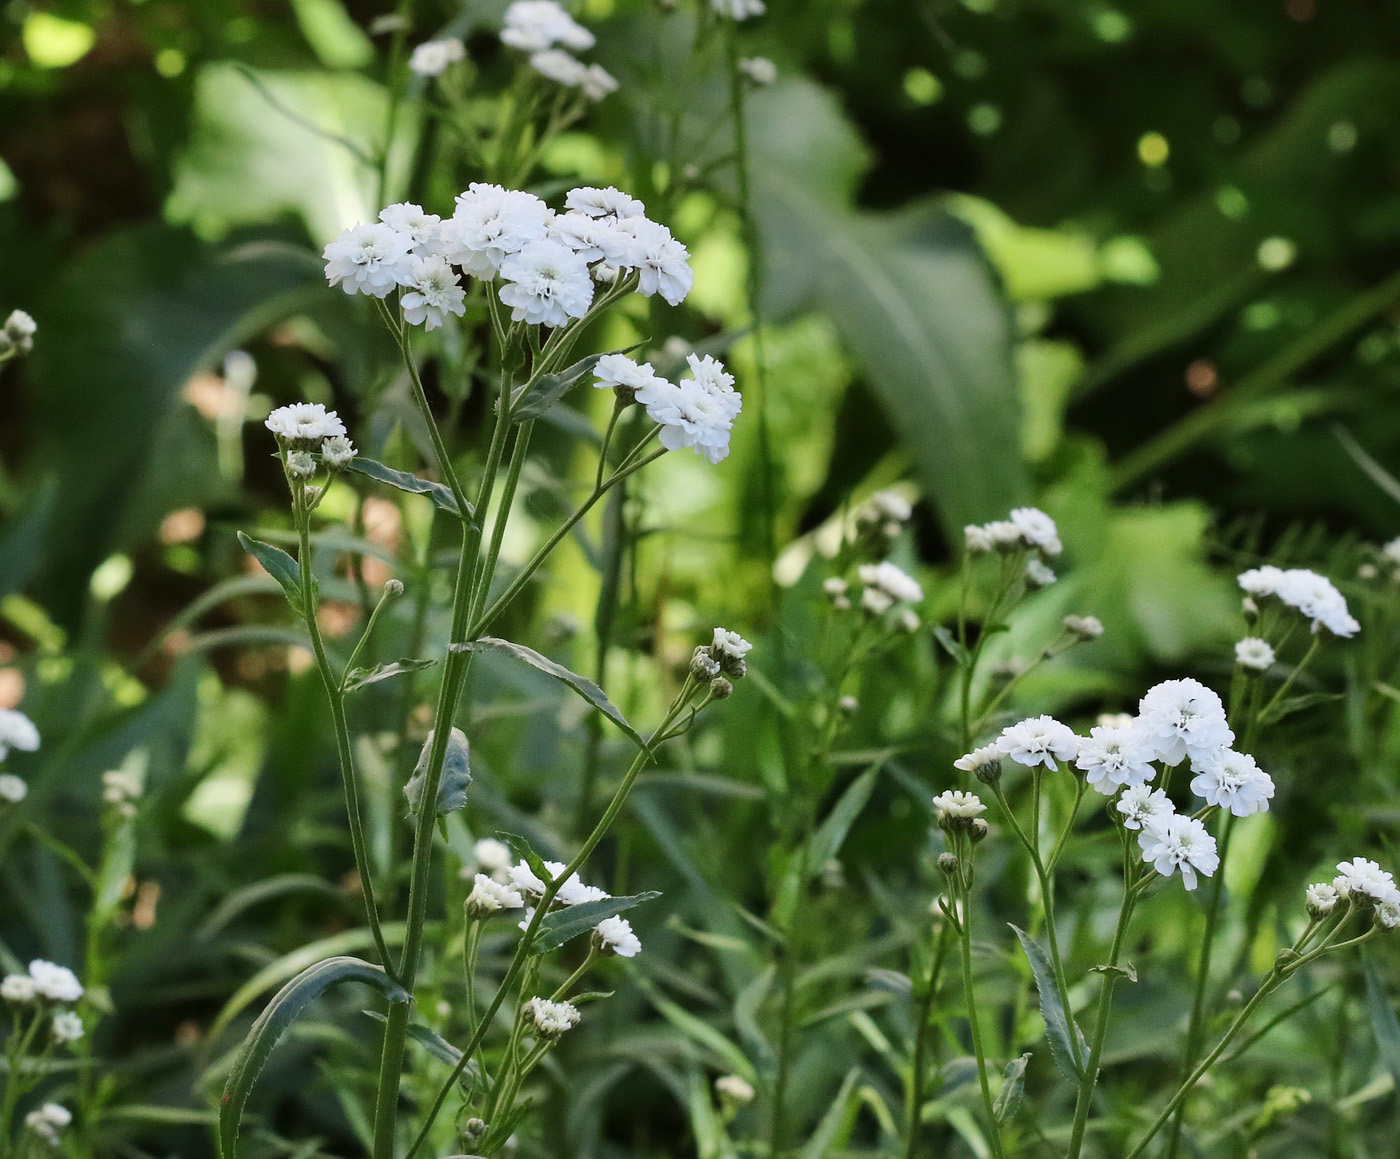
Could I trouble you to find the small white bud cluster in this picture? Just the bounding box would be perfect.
[854,489,914,547]
[522,995,581,1038]
[965,506,1062,560]
[24,1103,71,1147]
[4,959,84,1011]
[499,2,616,101]
[102,768,144,819]
[1,309,36,358]
[693,628,752,699]
[1063,614,1104,641]
[265,404,357,474]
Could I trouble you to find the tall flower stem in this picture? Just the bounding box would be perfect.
[905,921,956,1159]
[952,849,1005,1159]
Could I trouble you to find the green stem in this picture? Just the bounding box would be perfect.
[956,855,1005,1159]
[905,921,955,1159]
[1256,634,1322,726]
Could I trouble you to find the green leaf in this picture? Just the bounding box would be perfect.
[1010,924,1086,1082]
[510,348,637,422]
[1089,962,1138,983]
[348,458,470,520]
[530,891,661,955]
[932,625,972,667]
[453,638,644,749]
[92,820,137,925]
[806,768,879,879]
[1363,953,1400,1097]
[993,1053,1032,1125]
[362,1011,477,1081]
[798,1068,861,1159]
[236,532,302,609]
[218,956,408,1159]
[404,728,472,817]
[344,657,437,694]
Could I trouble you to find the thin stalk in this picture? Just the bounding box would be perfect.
[1256,634,1322,726]
[905,921,956,1159]
[550,946,597,1001]
[955,858,1005,1159]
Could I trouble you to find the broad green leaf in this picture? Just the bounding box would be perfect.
[993,1053,1032,1124]
[236,532,302,609]
[530,891,661,955]
[1363,953,1400,1097]
[1010,924,1086,1082]
[404,728,472,817]
[806,767,878,879]
[218,956,408,1159]
[454,638,644,749]
[344,657,437,693]
[348,457,470,520]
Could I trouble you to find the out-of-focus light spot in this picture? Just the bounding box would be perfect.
[155,48,186,77]
[1358,332,1390,364]
[827,19,855,64]
[160,508,206,545]
[22,13,96,69]
[1241,77,1273,108]
[227,17,256,42]
[1213,116,1242,145]
[1093,10,1132,41]
[1257,236,1296,271]
[954,50,987,79]
[0,669,25,710]
[1243,301,1282,330]
[1215,186,1249,220]
[903,68,943,105]
[968,104,1001,135]
[1099,236,1160,285]
[1137,132,1169,167]
[962,0,998,12]
[0,159,16,202]
[91,555,134,603]
[1328,120,1358,153]
[1185,360,1219,398]
[1285,0,1316,21]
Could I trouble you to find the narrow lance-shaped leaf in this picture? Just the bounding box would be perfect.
[509,345,641,422]
[404,728,472,817]
[993,1053,1032,1124]
[237,532,302,610]
[1363,953,1400,1097]
[453,638,644,750]
[218,956,408,1159]
[1010,924,1087,1082]
[345,657,437,694]
[530,891,661,955]
[806,767,878,880]
[348,457,472,520]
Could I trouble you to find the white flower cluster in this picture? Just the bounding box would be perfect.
[857,561,924,616]
[408,37,465,78]
[323,184,694,334]
[711,0,766,18]
[25,1103,71,1147]
[2,959,84,1006]
[102,768,144,819]
[522,995,581,1038]
[0,708,40,807]
[264,403,358,469]
[505,857,644,956]
[499,1,616,100]
[1331,857,1400,927]
[2,308,36,357]
[1237,565,1360,638]
[594,352,741,463]
[964,507,1062,558]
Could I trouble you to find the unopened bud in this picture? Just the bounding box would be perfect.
[1241,596,1258,624]
[384,578,405,598]
[974,759,1003,786]
[937,852,960,876]
[1273,947,1301,972]
[710,676,733,700]
[463,1117,487,1140]
[969,818,989,843]
[690,647,721,681]
[838,695,859,717]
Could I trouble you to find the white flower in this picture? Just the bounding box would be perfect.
[739,56,777,85]
[995,715,1078,769]
[858,561,924,608]
[286,450,316,478]
[530,48,587,87]
[442,184,552,278]
[1008,507,1062,555]
[1189,749,1275,817]
[102,769,144,806]
[510,859,607,906]
[1140,814,1219,891]
[501,0,595,52]
[323,222,415,298]
[565,186,646,219]
[1024,559,1056,588]
[1383,537,1400,567]
[1234,637,1275,671]
[321,435,357,467]
[1377,898,1400,929]
[1116,784,1173,831]
[1334,857,1398,904]
[265,402,346,442]
[400,254,467,331]
[1063,614,1104,640]
[712,628,752,662]
[52,1011,83,1044]
[953,745,1001,777]
[615,216,694,305]
[5,309,36,338]
[28,960,83,1003]
[1237,565,1286,598]
[639,354,741,463]
[931,789,986,821]
[1237,566,1359,638]
[711,0,766,17]
[549,213,634,265]
[378,203,443,252]
[522,995,580,1037]
[1,974,36,1003]
[498,239,595,327]
[1305,882,1339,919]
[593,353,666,398]
[1075,723,1155,795]
[508,860,548,898]
[0,708,40,759]
[867,490,912,523]
[964,524,994,554]
[1097,712,1135,729]
[474,837,513,874]
[715,1074,756,1103]
[580,63,618,101]
[408,38,465,77]
[0,774,27,803]
[1136,678,1234,768]
[985,520,1022,550]
[25,1103,71,1146]
[595,915,641,957]
[467,873,525,916]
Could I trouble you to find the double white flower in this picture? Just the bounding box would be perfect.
[595,352,742,464]
[1237,565,1359,638]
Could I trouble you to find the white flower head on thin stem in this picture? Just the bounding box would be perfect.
[1334,857,1399,905]
[400,254,467,331]
[1063,614,1104,641]
[1140,814,1219,891]
[1,974,36,1003]
[638,354,741,463]
[498,238,595,327]
[501,0,595,52]
[1136,678,1234,768]
[984,520,1022,551]
[996,715,1078,769]
[408,38,465,77]
[1074,723,1155,795]
[24,1104,71,1147]
[5,309,36,338]
[566,186,646,219]
[0,774,27,803]
[1237,566,1359,638]
[964,524,994,555]
[265,403,346,443]
[857,562,924,614]
[522,996,581,1038]
[442,184,552,278]
[467,873,525,917]
[594,915,641,957]
[1189,749,1275,817]
[593,353,666,401]
[716,1074,756,1103]
[550,213,635,265]
[708,628,752,679]
[321,435,357,468]
[614,216,694,305]
[474,837,513,875]
[580,63,618,101]
[1305,882,1339,920]
[1024,559,1056,589]
[1116,784,1174,832]
[953,744,1003,784]
[0,708,41,760]
[380,203,443,254]
[323,222,415,297]
[28,960,83,1003]
[932,789,986,832]
[530,48,587,87]
[1008,507,1062,556]
[1234,637,1275,672]
[739,56,778,86]
[1377,898,1400,930]
[52,1011,83,1044]
[711,0,766,17]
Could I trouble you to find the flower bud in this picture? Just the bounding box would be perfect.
[715,1074,755,1104]
[1241,596,1259,624]
[463,1117,487,1140]
[1273,947,1301,972]
[838,695,859,717]
[937,852,960,876]
[384,578,405,598]
[690,647,721,681]
[303,485,323,504]
[974,758,1003,786]
[1063,614,1104,642]
[969,818,989,844]
[710,676,733,700]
